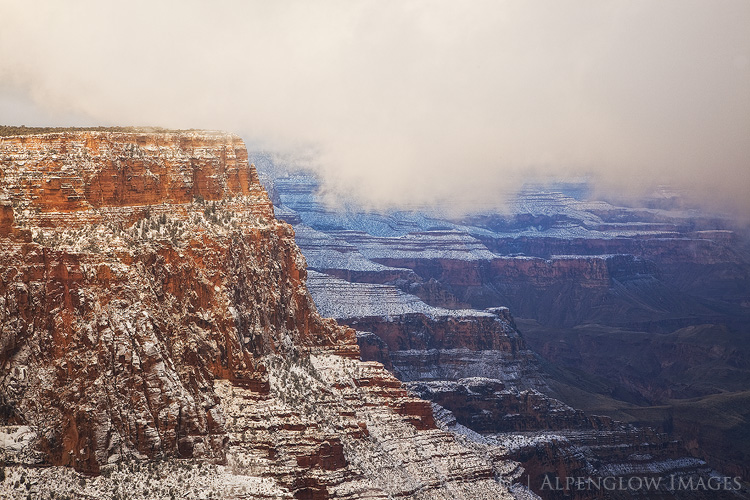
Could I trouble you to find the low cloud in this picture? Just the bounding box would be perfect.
[1,1,748,214]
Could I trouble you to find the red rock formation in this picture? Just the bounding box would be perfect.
[0,132,375,469]
[490,257,611,288]
[0,200,13,233]
[0,131,515,499]
[355,331,393,370]
[0,132,335,472]
[0,132,266,206]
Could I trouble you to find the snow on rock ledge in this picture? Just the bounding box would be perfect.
[0,130,520,499]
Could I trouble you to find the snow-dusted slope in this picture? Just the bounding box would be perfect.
[0,131,530,499]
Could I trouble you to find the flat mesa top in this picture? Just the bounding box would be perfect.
[0,125,231,138]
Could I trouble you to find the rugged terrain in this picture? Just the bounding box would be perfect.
[0,131,533,499]
[259,160,750,498]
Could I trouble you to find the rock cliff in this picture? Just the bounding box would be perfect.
[0,131,524,499]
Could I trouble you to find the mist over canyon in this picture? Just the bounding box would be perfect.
[257,155,750,497]
[1,2,749,498]
[1,1,749,215]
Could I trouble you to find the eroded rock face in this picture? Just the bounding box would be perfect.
[306,271,544,388]
[0,131,519,499]
[412,380,614,434]
[0,131,348,472]
[0,132,271,216]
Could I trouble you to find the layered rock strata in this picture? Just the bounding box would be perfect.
[306,272,544,387]
[0,131,525,499]
[305,271,728,498]
[263,170,750,498]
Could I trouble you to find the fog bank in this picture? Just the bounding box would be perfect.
[1,1,748,214]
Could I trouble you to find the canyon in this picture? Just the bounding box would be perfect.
[260,159,750,498]
[0,130,747,499]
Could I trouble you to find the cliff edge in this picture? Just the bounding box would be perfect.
[0,131,521,499]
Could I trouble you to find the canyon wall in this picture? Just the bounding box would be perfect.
[0,132,521,499]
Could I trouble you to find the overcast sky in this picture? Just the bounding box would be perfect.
[1,1,748,214]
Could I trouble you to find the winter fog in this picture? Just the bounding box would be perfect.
[1,1,748,214]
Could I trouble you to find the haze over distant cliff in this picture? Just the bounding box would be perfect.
[1,1,749,214]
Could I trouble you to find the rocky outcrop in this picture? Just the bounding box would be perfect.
[306,273,521,352]
[355,331,393,370]
[306,272,544,388]
[0,131,272,218]
[344,306,523,354]
[0,131,525,499]
[0,131,347,472]
[412,379,615,434]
